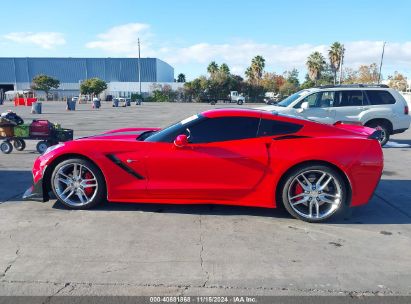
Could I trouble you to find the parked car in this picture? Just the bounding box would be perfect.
[259,84,410,145]
[23,108,383,223]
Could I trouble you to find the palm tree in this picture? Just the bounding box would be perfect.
[219,63,230,75]
[251,55,265,84]
[306,51,326,85]
[177,73,186,83]
[207,61,219,77]
[245,66,254,83]
[328,42,345,84]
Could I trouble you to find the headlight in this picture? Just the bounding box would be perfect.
[44,144,64,155]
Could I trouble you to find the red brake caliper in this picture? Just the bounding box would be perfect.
[294,183,304,201]
[84,172,94,196]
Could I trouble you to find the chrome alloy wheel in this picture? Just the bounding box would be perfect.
[53,163,98,207]
[287,170,342,220]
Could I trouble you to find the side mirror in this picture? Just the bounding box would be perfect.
[174,134,189,148]
[301,102,309,110]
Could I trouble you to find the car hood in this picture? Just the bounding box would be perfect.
[79,127,161,141]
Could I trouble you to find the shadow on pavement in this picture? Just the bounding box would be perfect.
[50,179,411,225]
[0,170,32,203]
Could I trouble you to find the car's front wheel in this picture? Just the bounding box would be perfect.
[280,165,348,223]
[51,158,106,209]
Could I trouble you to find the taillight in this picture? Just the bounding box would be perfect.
[405,106,409,115]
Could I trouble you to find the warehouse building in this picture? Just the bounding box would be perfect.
[0,57,180,100]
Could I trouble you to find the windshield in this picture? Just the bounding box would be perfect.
[277,90,310,107]
[143,114,204,142]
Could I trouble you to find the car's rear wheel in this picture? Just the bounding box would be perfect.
[280,165,347,223]
[51,158,106,209]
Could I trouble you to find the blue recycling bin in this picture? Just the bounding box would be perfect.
[93,99,101,109]
[31,102,42,114]
[67,100,76,111]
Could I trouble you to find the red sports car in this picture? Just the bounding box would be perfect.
[24,109,383,222]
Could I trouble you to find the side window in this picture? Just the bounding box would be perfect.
[295,91,335,108]
[333,90,365,107]
[365,90,396,105]
[188,117,260,143]
[258,119,302,137]
[319,91,335,108]
[294,92,320,108]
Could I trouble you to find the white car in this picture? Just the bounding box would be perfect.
[259,84,410,145]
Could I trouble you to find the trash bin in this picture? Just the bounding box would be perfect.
[31,102,42,114]
[126,99,131,106]
[67,100,76,111]
[112,99,119,107]
[93,98,101,109]
[93,99,101,109]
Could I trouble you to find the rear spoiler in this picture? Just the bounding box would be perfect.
[333,121,382,140]
[368,128,383,140]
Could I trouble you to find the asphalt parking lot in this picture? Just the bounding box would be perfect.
[0,101,410,297]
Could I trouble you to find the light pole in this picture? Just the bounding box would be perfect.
[339,44,344,85]
[138,38,142,97]
[378,41,386,84]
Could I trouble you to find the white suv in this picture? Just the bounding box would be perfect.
[259,84,410,145]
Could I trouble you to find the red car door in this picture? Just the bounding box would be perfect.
[145,116,270,201]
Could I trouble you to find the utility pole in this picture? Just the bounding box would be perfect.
[339,44,344,85]
[138,38,142,97]
[378,41,386,84]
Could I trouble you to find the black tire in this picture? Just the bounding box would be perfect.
[366,121,390,146]
[36,141,50,154]
[280,164,348,223]
[13,138,26,151]
[51,158,106,210]
[237,100,244,105]
[0,141,13,154]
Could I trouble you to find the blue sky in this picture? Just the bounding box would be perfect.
[1,0,411,80]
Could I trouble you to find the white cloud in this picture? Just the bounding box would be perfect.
[86,23,411,78]
[4,32,66,49]
[86,23,152,54]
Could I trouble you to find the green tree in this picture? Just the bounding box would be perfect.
[219,63,230,76]
[245,66,255,83]
[207,61,219,77]
[177,73,186,83]
[328,42,345,84]
[31,74,60,100]
[306,51,326,85]
[284,68,300,87]
[80,78,108,97]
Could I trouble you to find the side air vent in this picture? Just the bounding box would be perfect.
[106,154,145,180]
